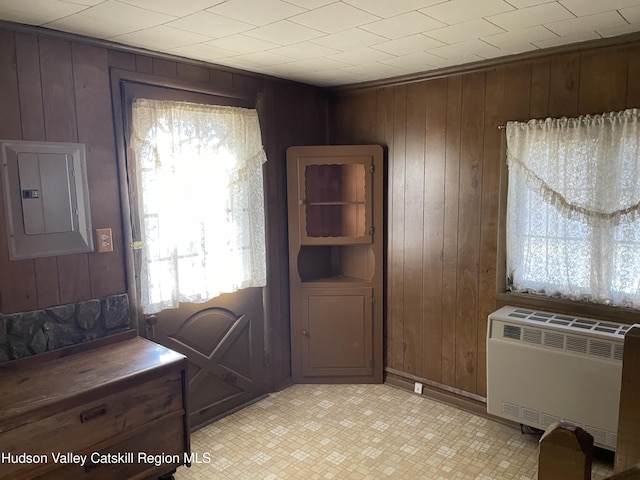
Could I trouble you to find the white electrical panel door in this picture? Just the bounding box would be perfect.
[1,140,93,259]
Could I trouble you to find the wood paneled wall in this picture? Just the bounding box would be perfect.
[329,40,640,399]
[0,26,327,389]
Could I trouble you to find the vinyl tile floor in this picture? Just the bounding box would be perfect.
[174,384,614,480]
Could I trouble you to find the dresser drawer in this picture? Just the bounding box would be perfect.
[0,372,184,480]
[32,414,186,480]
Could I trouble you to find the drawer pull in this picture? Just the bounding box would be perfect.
[80,404,107,423]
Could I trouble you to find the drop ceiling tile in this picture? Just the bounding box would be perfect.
[342,62,401,76]
[310,28,388,51]
[244,20,325,44]
[0,0,90,25]
[360,11,447,40]
[372,34,445,56]
[559,0,640,17]
[343,0,446,18]
[79,0,176,29]
[268,42,341,60]
[533,30,600,49]
[482,25,557,48]
[329,47,394,65]
[427,38,501,59]
[289,3,380,34]
[45,14,138,38]
[598,23,640,37]
[118,0,226,17]
[62,0,103,5]
[167,11,254,38]
[620,6,640,24]
[207,0,306,27]
[427,18,505,44]
[546,11,629,36]
[420,0,514,25]
[477,42,538,58]
[111,25,213,50]
[205,35,280,55]
[488,2,575,30]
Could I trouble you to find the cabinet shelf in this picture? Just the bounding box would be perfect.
[304,201,366,206]
[302,275,371,286]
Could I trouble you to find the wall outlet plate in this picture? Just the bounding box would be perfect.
[413,382,423,394]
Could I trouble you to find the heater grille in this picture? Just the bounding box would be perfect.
[487,306,629,451]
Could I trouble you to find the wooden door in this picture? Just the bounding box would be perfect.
[145,288,266,431]
[117,76,268,430]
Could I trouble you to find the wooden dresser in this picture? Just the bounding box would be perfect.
[0,332,190,480]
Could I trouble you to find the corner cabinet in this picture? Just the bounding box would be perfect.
[287,145,384,383]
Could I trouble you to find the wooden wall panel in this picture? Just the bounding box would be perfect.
[329,39,640,399]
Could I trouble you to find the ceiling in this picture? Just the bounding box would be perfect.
[2,0,640,87]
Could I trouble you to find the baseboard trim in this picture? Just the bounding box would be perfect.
[384,370,519,430]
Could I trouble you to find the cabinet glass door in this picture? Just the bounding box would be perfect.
[298,157,372,245]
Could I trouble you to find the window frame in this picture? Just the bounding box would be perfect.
[496,136,640,324]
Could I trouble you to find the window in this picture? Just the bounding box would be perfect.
[129,98,267,314]
[506,109,640,310]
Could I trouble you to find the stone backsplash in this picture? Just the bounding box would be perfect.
[0,293,130,364]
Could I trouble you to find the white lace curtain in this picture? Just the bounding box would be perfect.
[506,109,640,309]
[130,98,267,314]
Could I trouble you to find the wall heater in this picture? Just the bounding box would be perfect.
[487,305,630,450]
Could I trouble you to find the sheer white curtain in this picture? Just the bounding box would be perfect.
[506,109,640,309]
[130,98,267,314]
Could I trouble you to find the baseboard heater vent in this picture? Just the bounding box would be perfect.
[487,306,629,450]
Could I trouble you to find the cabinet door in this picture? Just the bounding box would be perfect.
[299,287,373,378]
[288,146,380,245]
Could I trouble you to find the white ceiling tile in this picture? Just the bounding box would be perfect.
[111,26,214,50]
[427,38,501,59]
[482,25,557,48]
[244,19,325,44]
[167,11,254,38]
[0,0,88,25]
[371,34,445,56]
[287,56,352,71]
[79,1,176,29]
[620,5,640,24]
[559,0,640,17]
[598,23,640,36]
[427,18,505,44]
[268,42,340,60]
[205,35,280,55]
[343,0,446,18]
[45,14,138,38]
[118,0,225,17]
[342,62,401,76]
[224,51,295,66]
[170,43,237,61]
[360,11,447,39]
[310,28,388,51]
[207,0,306,26]
[281,0,334,8]
[62,0,104,6]
[504,0,557,7]
[546,11,629,36]
[477,42,538,58]
[289,3,380,34]
[380,50,457,69]
[328,47,394,65]
[533,30,600,49]
[487,2,575,30]
[420,0,514,25]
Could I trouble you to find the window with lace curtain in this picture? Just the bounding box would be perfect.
[505,109,640,310]
[129,98,267,314]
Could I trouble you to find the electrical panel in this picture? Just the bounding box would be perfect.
[1,139,93,260]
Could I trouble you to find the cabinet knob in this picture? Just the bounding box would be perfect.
[302,329,309,336]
